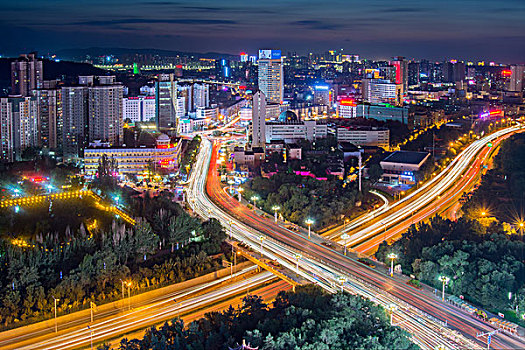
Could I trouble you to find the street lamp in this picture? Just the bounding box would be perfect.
[341,233,350,256]
[227,179,234,194]
[228,220,233,239]
[271,205,281,223]
[294,253,302,274]
[237,187,243,202]
[258,235,266,258]
[337,276,347,293]
[251,195,260,211]
[305,218,314,239]
[387,253,398,277]
[388,304,398,325]
[119,279,125,301]
[52,296,59,333]
[438,276,450,301]
[126,281,132,310]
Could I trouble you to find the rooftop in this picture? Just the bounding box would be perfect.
[382,151,430,165]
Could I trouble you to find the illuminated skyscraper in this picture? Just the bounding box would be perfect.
[35,84,62,150]
[251,91,266,148]
[258,50,284,104]
[155,74,178,132]
[390,57,408,94]
[510,65,525,92]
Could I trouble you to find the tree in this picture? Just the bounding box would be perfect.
[368,163,383,183]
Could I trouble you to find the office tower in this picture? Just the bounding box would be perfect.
[510,65,525,92]
[193,83,210,109]
[61,86,88,159]
[314,85,331,105]
[362,79,403,106]
[11,53,43,96]
[251,91,266,148]
[379,66,397,83]
[442,61,466,83]
[218,59,231,78]
[88,84,124,146]
[155,74,178,132]
[408,62,420,86]
[258,50,284,104]
[35,86,62,150]
[390,57,408,93]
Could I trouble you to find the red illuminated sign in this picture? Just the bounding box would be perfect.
[489,110,502,115]
[502,70,512,77]
[339,99,356,106]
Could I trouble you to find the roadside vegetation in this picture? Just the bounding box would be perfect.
[0,191,226,329]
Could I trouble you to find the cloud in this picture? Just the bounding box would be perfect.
[289,20,341,30]
[380,7,428,13]
[72,18,237,26]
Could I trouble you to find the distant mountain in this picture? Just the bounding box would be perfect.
[0,58,107,94]
[55,47,237,61]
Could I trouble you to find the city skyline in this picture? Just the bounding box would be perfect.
[1,0,525,62]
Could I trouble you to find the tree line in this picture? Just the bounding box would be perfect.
[98,285,418,350]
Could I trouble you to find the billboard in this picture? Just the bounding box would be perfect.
[259,49,281,60]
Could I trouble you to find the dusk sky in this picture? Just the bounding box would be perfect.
[2,0,524,62]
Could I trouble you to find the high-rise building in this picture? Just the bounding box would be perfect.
[390,57,408,93]
[258,50,284,104]
[251,91,266,148]
[155,74,178,132]
[11,53,43,96]
[0,97,39,161]
[193,83,210,109]
[35,86,62,150]
[442,61,466,83]
[408,62,420,86]
[88,84,124,146]
[61,86,88,159]
[0,98,14,162]
[362,79,403,106]
[313,85,331,105]
[509,65,525,92]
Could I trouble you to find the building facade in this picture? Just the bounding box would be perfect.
[251,91,267,148]
[123,96,156,122]
[84,134,182,176]
[11,53,43,96]
[258,50,284,104]
[335,126,389,149]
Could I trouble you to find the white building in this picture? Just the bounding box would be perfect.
[122,96,156,122]
[335,126,389,149]
[84,134,182,176]
[258,50,284,104]
[266,120,327,143]
[196,106,219,121]
[362,79,403,106]
[336,99,357,118]
[510,65,525,92]
[251,91,266,148]
[193,83,210,109]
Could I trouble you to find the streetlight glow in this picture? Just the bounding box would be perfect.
[305,218,314,239]
[387,253,398,277]
[438,276,450,301]
[271,205,281,223]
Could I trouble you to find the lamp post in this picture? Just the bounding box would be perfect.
[305,218,314,239]
[228,179,234,194]
[258,235,266,258]
[52,296,59,333]
[251,195,260,211]
[439,276,450,301]
[388,304,398,325]
[294,253,302,274]
[338,276,346,293]
[387,253,398,277]
[344,218,350,230]
[126,281,132,310]
[341,233,350,256]
[272,205,281,223]
[119,279,125,301]
[228,220,233,239]
[237,187,243,202]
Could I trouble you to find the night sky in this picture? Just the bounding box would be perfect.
[1,0,524,62]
